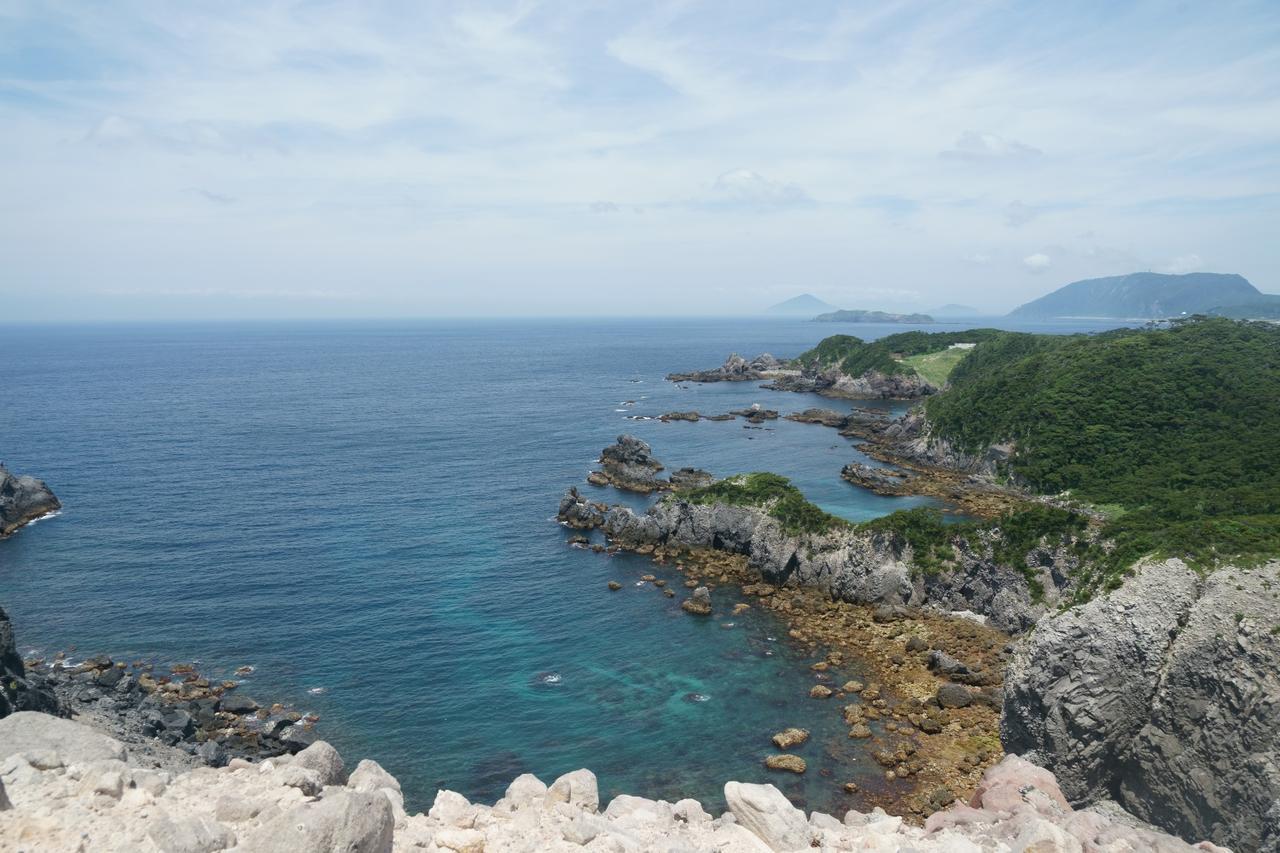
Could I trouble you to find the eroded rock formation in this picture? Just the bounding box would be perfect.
[1004,559,1280,852]
[578,494,1075,634]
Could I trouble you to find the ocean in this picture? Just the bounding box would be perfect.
[0,316,1125,814]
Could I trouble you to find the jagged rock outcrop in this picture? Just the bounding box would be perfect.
[586,436,712,494]
[1003,559,1280,852]
[0,712,1225,852]
[668,467,714,489]
[667,352,786,383]
[766,365,937,400]
[588,496,1075,634]
[860,410,1014,476]
[841,462,912,494]
[589,435,669,492]
[0,464,61,537]
[557,487,607,530]
[0,607,60,720]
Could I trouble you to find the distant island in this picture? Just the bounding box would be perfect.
[1008,271,1277,319]
[929,303,981,317]
[814,309,935,323]
[767,293,839,315]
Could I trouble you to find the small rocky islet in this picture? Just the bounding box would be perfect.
[0,463,61,538]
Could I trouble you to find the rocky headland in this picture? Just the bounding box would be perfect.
[0,464,61,537]
[560,485,1073,634]
[666,349,940,400]
[0,710,1228,852]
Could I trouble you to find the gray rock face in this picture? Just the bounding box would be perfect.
[0,608,60,719]
[766,364,936,400]
[0,464,60,537]
[1003,559,1280,852]
[668,467,714,489]
[869,410,1013,476]
[667,352,784,383]
[557,487,606,529]
[598,498,1068,633]
[593,435,669,493]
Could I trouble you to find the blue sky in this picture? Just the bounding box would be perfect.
[2,0,1279,319]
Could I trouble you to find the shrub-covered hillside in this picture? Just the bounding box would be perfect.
[796,329,1004,382]
[924,318,1280,576]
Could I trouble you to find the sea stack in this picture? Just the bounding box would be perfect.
[0,464,61,537]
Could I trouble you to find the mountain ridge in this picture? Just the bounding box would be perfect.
[1008,271,1259,319]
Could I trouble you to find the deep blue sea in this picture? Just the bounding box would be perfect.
[0,317,1127,814]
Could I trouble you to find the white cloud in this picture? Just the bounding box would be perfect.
[1162,254,1204,274]
[941,132,1043,163]
[709,170,809,206]
[2,2,1279,319]
[1005,201,1038,227]
[1023,253,1053,273]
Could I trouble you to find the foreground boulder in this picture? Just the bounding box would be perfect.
[0,464,60,537]
[1004,559,1280,852]
[0,713,1227,852]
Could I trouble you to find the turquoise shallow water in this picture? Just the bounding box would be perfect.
[0,317,1125,814]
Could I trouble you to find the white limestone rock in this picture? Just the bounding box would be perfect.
[724,781,812,852]
[548,768,599,813]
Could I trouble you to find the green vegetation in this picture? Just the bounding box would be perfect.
[919,317,1280,593]
[796,329,1004,384]
[901,347,970,387]
[676,472,851,535]
[680,318,1280,603]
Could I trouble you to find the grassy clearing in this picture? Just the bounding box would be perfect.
[900,347,970,388]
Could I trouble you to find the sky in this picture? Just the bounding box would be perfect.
[2,0,1279,321]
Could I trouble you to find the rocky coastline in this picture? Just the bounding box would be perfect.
[560,486,1073,634]
[0,710,1228,851]
[665,350,938,400]
[2,607,321,776]
[558,426,1280,851]
[0,464,61,538]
